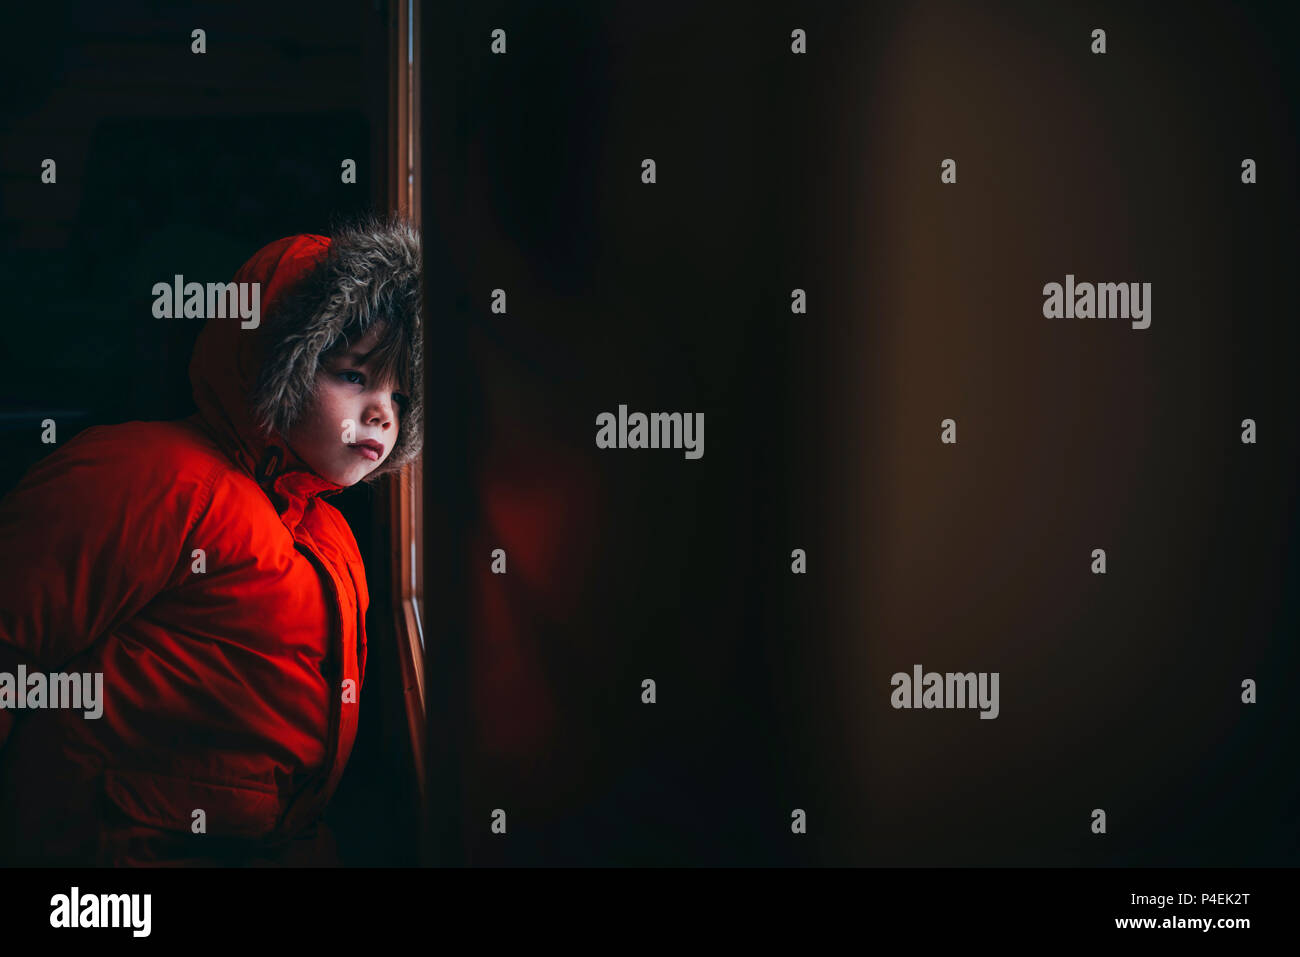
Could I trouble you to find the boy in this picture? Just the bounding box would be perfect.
[0,216,422,866]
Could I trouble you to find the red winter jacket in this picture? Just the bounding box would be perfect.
[0,234,407,866]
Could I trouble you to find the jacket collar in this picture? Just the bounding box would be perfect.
[256,438,346,531]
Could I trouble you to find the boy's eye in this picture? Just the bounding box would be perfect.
[392,393,408,413]
[338,370,364,385]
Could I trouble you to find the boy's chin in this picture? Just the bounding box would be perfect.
[316,460,372,487]
[330,467,369,487]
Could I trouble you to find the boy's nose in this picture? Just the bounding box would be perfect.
[364,396,395,427]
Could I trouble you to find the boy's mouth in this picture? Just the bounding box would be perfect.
[348,440,384,461]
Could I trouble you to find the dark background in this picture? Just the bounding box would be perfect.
[1,0,1297,868]
[421,0,1299,866]
[0,1,417,866]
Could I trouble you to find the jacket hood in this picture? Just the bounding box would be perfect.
[189,222,423,517]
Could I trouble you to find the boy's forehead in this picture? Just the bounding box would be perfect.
[353,325,382,351]
[332,324,387,362]
[350,325,386,354]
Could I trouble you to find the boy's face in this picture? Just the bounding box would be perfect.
[282,325,406,486]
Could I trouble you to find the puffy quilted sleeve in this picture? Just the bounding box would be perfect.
[0,424,216,747]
